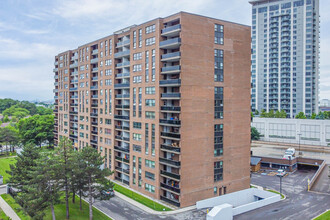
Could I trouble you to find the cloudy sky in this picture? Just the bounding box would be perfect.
[0,0,329,101]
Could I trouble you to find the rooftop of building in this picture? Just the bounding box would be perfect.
[249,0,282,6]
[56,11,250,56]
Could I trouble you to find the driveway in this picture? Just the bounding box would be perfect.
[94,196,206,220]
[235,168,330,220]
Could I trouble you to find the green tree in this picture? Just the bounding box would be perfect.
[279,110,287,118]
[16,101,37,115]
[3,105,30,119]
[55,137,75,219]
[311,112,317,119]
[275,110,281,118]
[3,115,9,123]
[80,146,112,220]
[260,109,267,118]
[0,98,19,113]
[255,109,259,115]
[251,127,260,141]
[295,112,307,119]
[0,126,19,154]
[37,106,53,115]
[268,109,275,118]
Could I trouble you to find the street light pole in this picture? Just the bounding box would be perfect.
[297,133,302,158]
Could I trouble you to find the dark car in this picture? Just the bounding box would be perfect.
[100,188,115,199]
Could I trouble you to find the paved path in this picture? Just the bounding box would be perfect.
[235,169,330,220]
[0,191,20,220]
[311,164,330,194]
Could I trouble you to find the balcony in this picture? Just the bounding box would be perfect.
[53,68,58,72]
[91,139,98,144]
[161,93,181,99]
[116,61,130,68]
[91,130,98,135]
[115,135,130,142]
[159,157,180,168]
[70,111,78,115]
[114,50,130,58]
[54,75,58,79]
[90,86,98,90]
[161,52,181,62]
[161,24,181,37]
[54,61,58,65]
[115,166,130,174]
[53,89,58,93]
[114,83,130,89]
[92,67,98,73]
[114,146,130,153]
[90,113,98,117]
[115,177,129,185]
[160,182,180,194]
[91,121,98,126]
[71,95,78,99]
[115,125,129,131]
[54,96,58,99]
[115,104,130,109]
[160,170,180,180]
[91,58,99,64]
[69,134,78,139]
[115,73,130,78]
[116,40,130,48]
[115,156,129,164]
[69,63,78,68]
[115,94,130,99]
[160,195,180,207]
[70,87,78,91]
[70,103,78,107]
[161,65,181,74]
[161,106,181,112]
[71,71,78,76]
[160,144,181,154]
[159,79,181,87]
[92,76,98,81]
[70,79,78,84]
[161,132,181,140]
[92,49,98,55]
[91,103,98,108]
[114,115,130,120]
[160,119,181,127]
[92,95,98,99]
[159,38,181,49]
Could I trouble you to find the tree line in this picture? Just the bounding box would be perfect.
[8,137,113,220]
[253,109,330,120]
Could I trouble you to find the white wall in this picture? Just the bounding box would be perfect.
[252,117,330,146]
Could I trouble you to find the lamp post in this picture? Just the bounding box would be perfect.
[297,133,302,158]
[277,172,284,197]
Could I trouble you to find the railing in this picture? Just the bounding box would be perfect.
[92,67,98,72]
[114,50,130,58]
[115,73,130,78]
[160,119,181,125]
[161,24,181,34]
[115,166,130,174]
[92,77,98,81]
[92,95,98,99]
[116,40,130,47]
[115,125,130,131]
[69,111,78,114]
[115,177,129,185]
[69,134,78,139]
[114,83,130,88]
[159,157,180,167]
[161,93,181,98]
[161,144,181,153]
[161,132,181,139]
[161,106,181,112]
[91,122,98,126]
[160,182,180,193]
[115,135,130,142]
[159,38,181,48]
[161,65,181,73]
[69,87,78,91]
[91,139,98,144]
[161,52,181,60]
[160,170,180,180]
[90,113,98,117]
[116,61,130,68]
[115,94,130,98]
[115,156,129,163]
[159,79,181,85]
[92,49,98,55]
[114,146,130,153]
[114,115,130,120]
[90,86,98,90]
[115,105,130,109]
[160,195,180,207]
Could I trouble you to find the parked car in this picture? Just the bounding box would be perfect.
[283,154,294,160]
[285,148,296,156]
[100,188,115,199]
[276,169,286,176]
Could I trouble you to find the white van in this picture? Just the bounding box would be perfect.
[285,148,295,156]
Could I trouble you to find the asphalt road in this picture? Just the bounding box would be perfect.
[93,196,206,220]
[235,168,330,220]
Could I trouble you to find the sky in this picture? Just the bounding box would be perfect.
[0,0,329,101]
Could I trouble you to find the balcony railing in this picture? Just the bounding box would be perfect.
[160,182,180,193]
[114,146,130,153]
[115,166,130,174]
[115,156,129,164]
[115,125,130,131]
[115,104,130,109]
[161,132,181,139]
[161,65,181,73]
[159,38,181,49]
[159,79,181,86]
[90,86,98,90]
[160,106,181,112]
[114,83,130,89]
[92,77,98,81]
[114,115,130,120]
[90,113,98,117]
[116,40,130,47]
[92,67,98,72]
[160,119,181,126]
[159,157,180,167]
[91,139,98,144]
[69,134,78,139]
[161,144,181,153]
[92,49,98,55]
[114,50,130,58]
[69,87,78,91]
[161,24,181,35]
[160,195,180,207]
[115,94,130,99]
[92,95,98,99]
[115,73,130,78]
[116,61,130,68]
[161,52,181,60]
[115,177,129,185]
[115,135,130,142]
[161,93,181,98]
[160,170,180,180]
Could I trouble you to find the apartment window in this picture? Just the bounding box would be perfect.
[105,79,112,85]
[143,124,148,156]
[214,161,223,182]
[133,52,142,60]
[215,24,224,45]
[146,37,155,46]
[214,124,223,156]
[145,171,155,181]
[133,31,137,49]
[133,64,142,72]
[151,50,155,81]
[214,49,224,82]
[104,128,111,135]
[146,86,155,94]
[133,88,136,117]
[133,76,142,83]
[105,59,112,66]
[133,133,141,141]
[139,29,142,47]
[145,111,155,119]
[145,159,155,168]
[146,24,155,34]
[215,87,224,119]
[133,122,142,129]
[105,119,111,125]
[133,144,142,152]
[145,183,155,193]
[138,87,142,118]
[105,138,111,145]
[151,124,155,156]
[145,50,149,82]
[145,99,155,106]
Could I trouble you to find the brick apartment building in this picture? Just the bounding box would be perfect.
[53,12,251,207]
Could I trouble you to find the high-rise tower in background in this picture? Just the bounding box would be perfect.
[53,12,251,208]
[249,0,320,117]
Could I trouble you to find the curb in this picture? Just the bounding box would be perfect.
[312,209,330,220]
[0,195,20,220]
[82,197,116,220]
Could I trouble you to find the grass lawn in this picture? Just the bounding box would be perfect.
[314,210,330,220]
[0,206,10,220]
[0,157,16,183]
[44,195,111,220]
[1,194,111,220]
[113,183,172,211]
[0,152,16,158]
[266,189,285,199]
[1,194,31,220]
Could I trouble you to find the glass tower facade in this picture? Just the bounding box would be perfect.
[250,0,320,117]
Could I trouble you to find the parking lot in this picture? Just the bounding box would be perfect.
[235,167,330,220]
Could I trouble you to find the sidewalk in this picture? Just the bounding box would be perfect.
[0,189,20,220]
[113,180,196,215]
